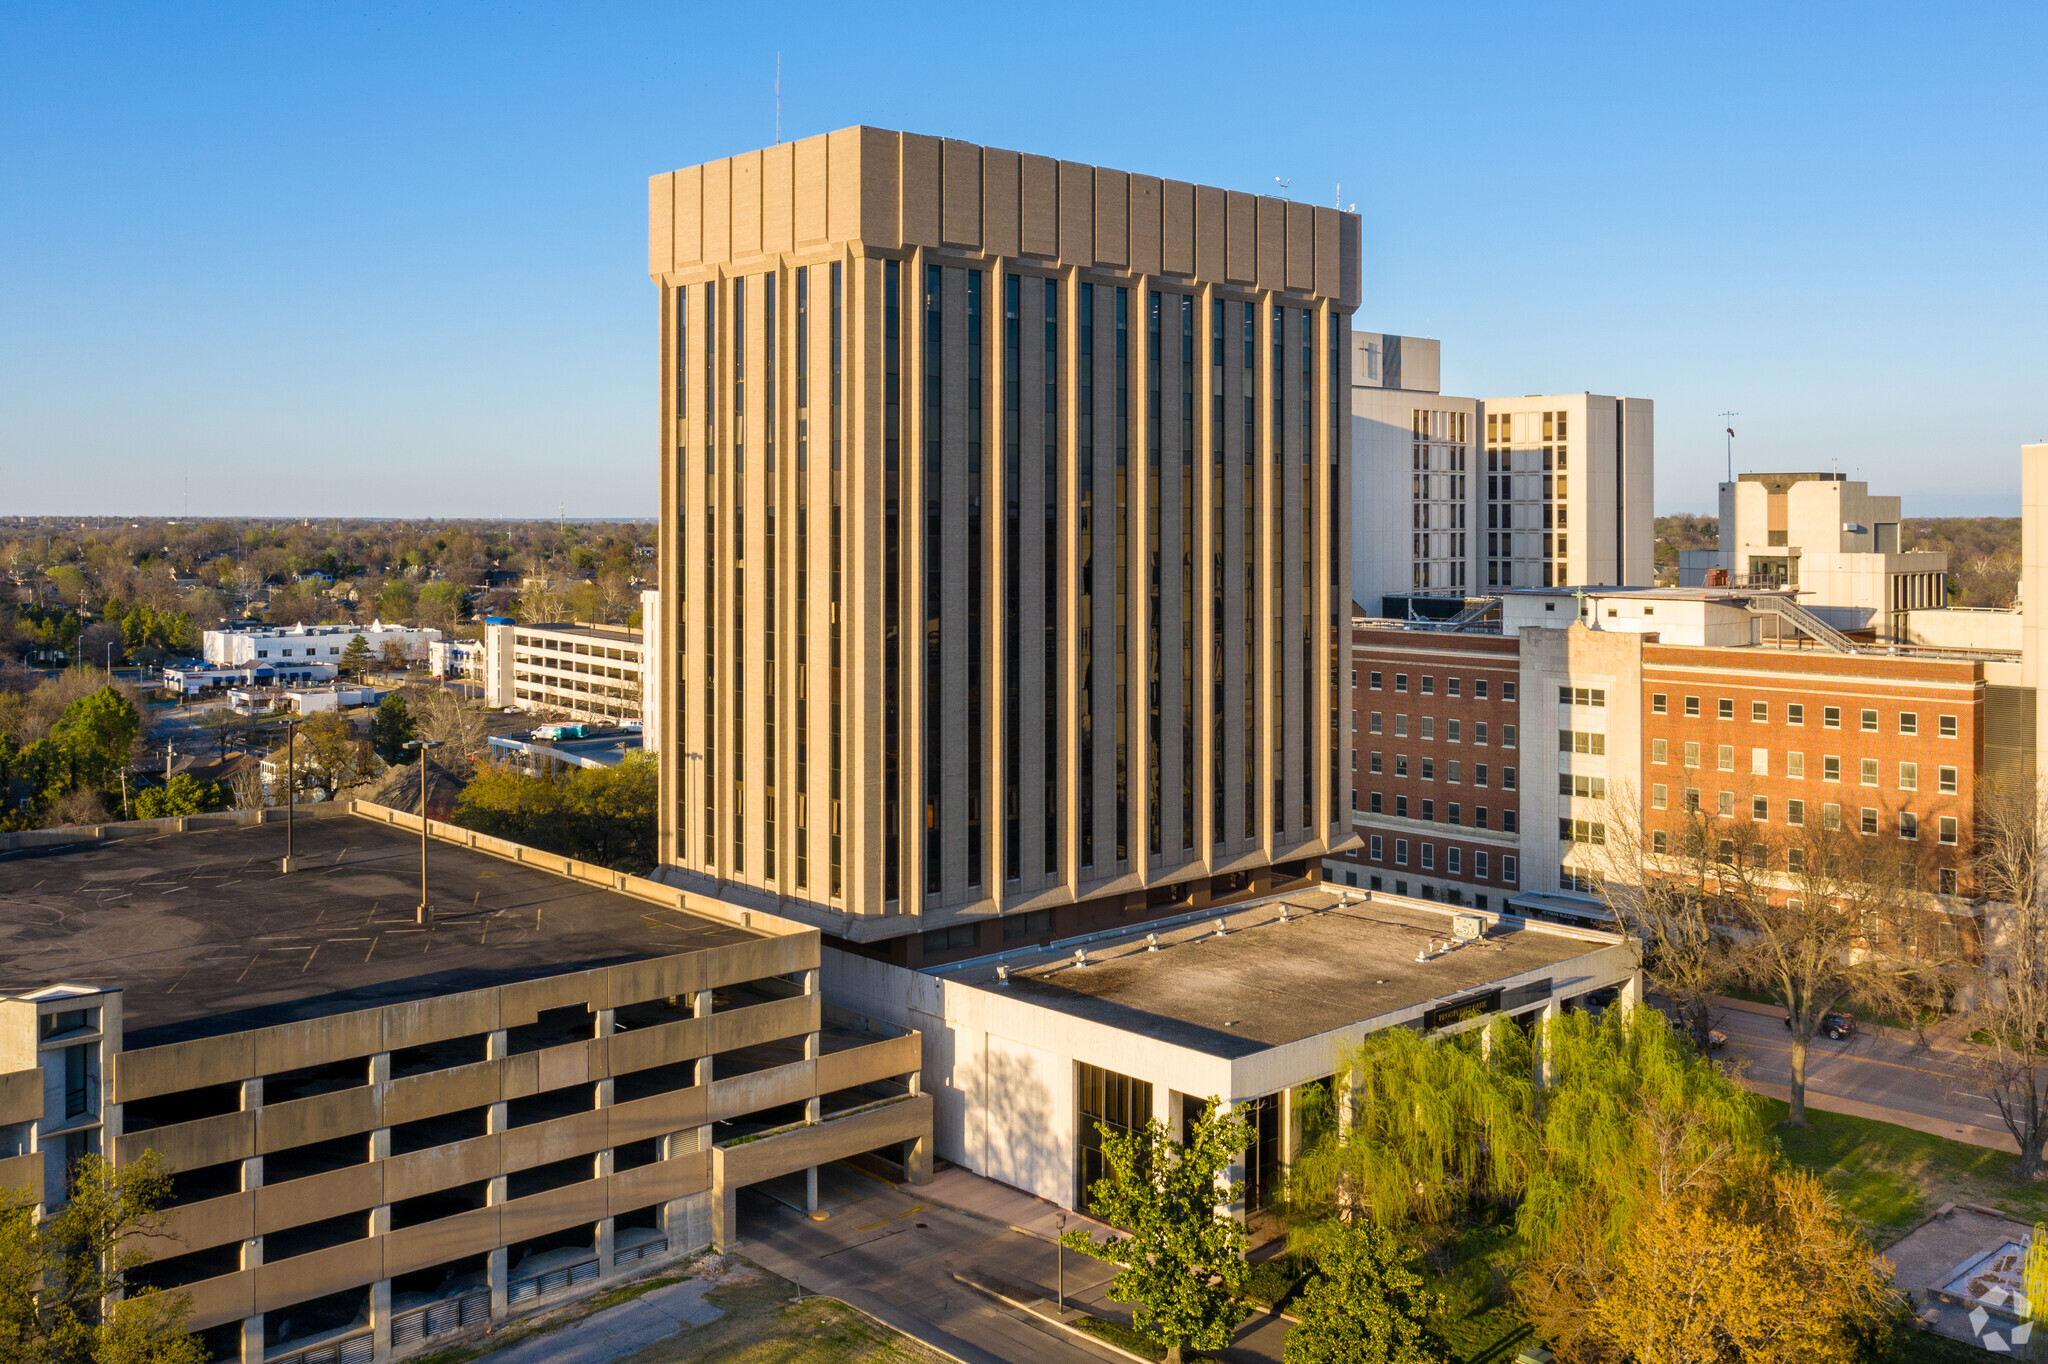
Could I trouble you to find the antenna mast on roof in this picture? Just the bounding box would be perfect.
[1718,412,1738,484]
[1274,177,1291,199]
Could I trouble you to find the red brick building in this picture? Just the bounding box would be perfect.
[1337,627,1524,907]
[1639,646,2010,900]
[1335,588,2030,921]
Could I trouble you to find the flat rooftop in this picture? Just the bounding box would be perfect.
[935,892,1617,1058]
[0,811,760,1048]
[516,622,644,645]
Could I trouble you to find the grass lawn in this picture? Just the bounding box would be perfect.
[1760,1098,2048,1247]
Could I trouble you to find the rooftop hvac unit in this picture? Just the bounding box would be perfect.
[1452,913,1486,941]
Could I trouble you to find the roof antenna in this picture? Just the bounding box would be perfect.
[774,52,781,144]
[1333,182,1340,209]
[1274,176,1292,200]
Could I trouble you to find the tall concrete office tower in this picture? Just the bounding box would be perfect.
[648,128,1359,964]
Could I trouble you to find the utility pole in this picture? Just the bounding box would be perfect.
[403,739,445,923]
[1718,412,1739,485]
[280,717,301,873]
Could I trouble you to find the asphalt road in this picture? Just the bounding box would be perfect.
[1705,1001,2013,1140]
[731,1166,1291,1364]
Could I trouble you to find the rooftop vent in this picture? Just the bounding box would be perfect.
[1146,933,1160,952]
[995,965,1009,986]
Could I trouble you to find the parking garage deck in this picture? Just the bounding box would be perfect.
[0,809,762,1048]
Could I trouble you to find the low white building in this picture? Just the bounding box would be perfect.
[288,685,380,715]
[164,661,338,694]
[429,638,484,679]
[824,887,1635,1218]
[202,619,440,668]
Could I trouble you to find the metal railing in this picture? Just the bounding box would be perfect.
[270,1331,374,1364]
[388,1290,489,1350]
[1747,595,1861,653]
[505,1256,599,1305]
[612,1235,669,1268]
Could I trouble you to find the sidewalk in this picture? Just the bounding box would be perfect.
[917,1165,1118,1245]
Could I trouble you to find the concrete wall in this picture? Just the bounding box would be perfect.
[822,899,1636,1212]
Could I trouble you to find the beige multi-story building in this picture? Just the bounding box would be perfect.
[1351,341,1654,612]
[0,808,928,1364]
[482,620,647,728]
[648,127,1360,964]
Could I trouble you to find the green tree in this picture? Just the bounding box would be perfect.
[1282,1221,1451,1364]
[51,686,140,793]
[0,1151,207,1364]
[368,694,415,764]
[339,634,372,680]
[134,774,229,819]
[374,579,413,623]
[451,753,659,873]
[1061,1099,1253,1364]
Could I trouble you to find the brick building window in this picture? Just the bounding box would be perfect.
[1899,812,1918,840]
[1652,739,1668,763]
[1752,701,1768,722]
[1787,799,1805,825]
[1823,706,1841,729]
[1718,698,1734,720]
[1939,766,1958,794]
[1861,709,1879,732]
[1685,696,1701,717]
[1683,742,1700,768]
[1718,745,1734,772]
[1788,704,1805,725]
[1823,756,1841,782]
[1861,759,1879,787]
[1899,712,1918,735]
[1939,714,1957,738]
[1861,807,1879,835]
[1651,693,1667,714]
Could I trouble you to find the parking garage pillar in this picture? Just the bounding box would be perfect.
[487,1246,508,1318]
[692,990,713,1153]
[369,1277,392,1363]
[240,1316,263,1364]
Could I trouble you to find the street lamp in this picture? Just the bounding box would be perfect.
[402,739,445,924]
[279,715,302,874]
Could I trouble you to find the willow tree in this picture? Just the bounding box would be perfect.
[1285,1016,1537,1233]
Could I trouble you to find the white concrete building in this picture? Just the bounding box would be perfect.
[1481,395,1654,594]
[201,620,440,668]
[824,888,1636,1217]
[1351,337,1654,614]
[1682,473,1948,644]
[428,638,484,679]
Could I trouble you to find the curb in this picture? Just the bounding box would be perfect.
[950,1274,1156,1364]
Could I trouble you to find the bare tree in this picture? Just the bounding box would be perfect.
[1595,783,1736,1053]
[1965,773,2048,1177]
[1733,817,1950,1126]
[402,684,491,772]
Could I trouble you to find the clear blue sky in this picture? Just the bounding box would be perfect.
[4,2,2043,520]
